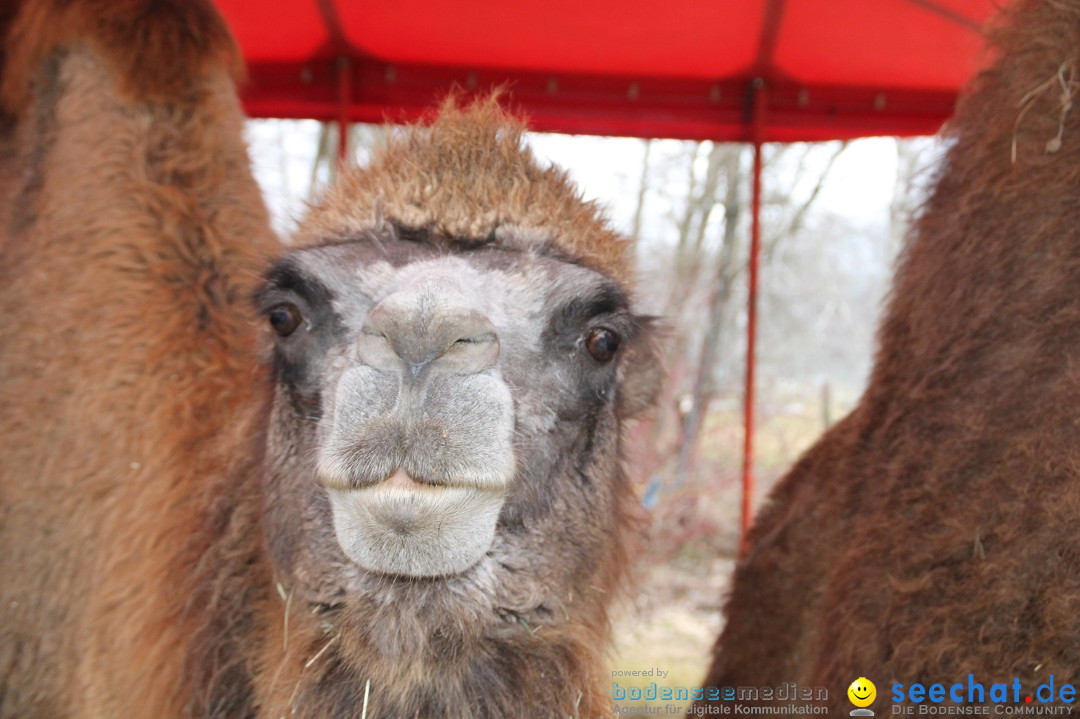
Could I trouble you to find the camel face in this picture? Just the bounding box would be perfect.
[247,102,658,715]
[258,228,642,583]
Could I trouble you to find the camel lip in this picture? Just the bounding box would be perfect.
[317,468,439,491]
[317,467,508,494]
[381,468,438,489]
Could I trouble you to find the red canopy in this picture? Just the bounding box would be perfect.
[217,0,999,142]
[214,0,1001,547]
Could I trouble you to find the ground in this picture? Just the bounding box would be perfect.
[605,385,857,717]
[608,557,733,716]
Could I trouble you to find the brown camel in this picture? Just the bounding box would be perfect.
[698,0,1080,714]
[0,1,660,717]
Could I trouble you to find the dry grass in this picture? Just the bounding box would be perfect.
[607,558,732,716]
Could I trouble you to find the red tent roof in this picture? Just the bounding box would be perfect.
[216,0,999,142]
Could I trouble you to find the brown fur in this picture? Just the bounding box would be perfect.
[298,94,635,289]
[0,0,275,716]
[1,0,242,113]
[0,2,646,717]
[699,0,1080,710]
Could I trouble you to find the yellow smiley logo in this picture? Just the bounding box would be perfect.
[848,677,876,707]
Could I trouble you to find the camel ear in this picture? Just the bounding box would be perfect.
[618,318,663,418]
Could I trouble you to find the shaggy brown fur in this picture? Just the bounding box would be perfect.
[698,0,1080,711]
[297,94,635,288]
[1,0,242,111]
[0,1,274,716]
[0,2,652,718]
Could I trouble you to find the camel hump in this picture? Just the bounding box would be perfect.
[1,0,242,114]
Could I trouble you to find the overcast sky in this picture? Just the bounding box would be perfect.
[244,120,930,243]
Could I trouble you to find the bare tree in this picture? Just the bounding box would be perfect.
[671,148,743,487]
[659,142,848,488]
[630,139,652,241]
[308,122,388,201]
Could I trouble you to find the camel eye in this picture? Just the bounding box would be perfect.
[585,327,620,362]
[268,303,303,337]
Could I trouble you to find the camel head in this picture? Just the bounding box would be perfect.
[256,99,661,610]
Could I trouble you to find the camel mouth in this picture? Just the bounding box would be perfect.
[319,468,470,492]
[324,469,507,577]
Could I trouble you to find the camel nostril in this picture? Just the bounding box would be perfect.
[444,329,500,374]
[454,331,497,346]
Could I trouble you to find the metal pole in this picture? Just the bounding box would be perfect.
[739,79,766,557]
[336,57,352,164]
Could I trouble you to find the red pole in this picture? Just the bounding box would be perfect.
[336,57,352,164]
[739,79,767,557]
